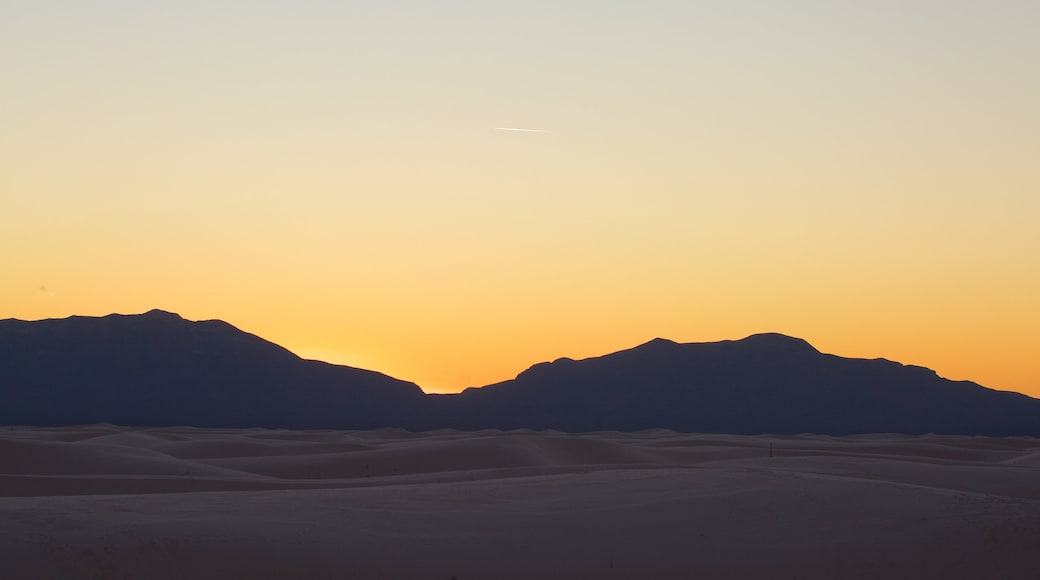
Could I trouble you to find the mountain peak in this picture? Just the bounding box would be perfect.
[736,333,819,354]
[140,309,184,320]
[633,337,680,350]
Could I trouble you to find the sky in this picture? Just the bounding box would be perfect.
[3,1,1038,396]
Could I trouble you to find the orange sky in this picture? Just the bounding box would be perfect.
[3,1,1038,398]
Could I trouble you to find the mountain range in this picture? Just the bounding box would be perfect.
[2,310,1038,435]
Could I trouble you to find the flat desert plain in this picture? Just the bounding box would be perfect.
[2,426,1039,579]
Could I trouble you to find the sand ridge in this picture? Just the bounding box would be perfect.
[1,426,1039,579]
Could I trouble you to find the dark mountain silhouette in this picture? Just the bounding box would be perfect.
[2,311,1038,435]
[434,334,1040,435]
[0,310,426,429]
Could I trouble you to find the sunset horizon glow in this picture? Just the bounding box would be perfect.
[4,307,1038,399]
[4,1,1038,398]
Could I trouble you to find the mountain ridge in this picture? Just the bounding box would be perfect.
[2,311,1037,435]
[0,310,426,429]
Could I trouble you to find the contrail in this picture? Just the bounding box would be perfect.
[39,285,56,296]
[494,127,550,133]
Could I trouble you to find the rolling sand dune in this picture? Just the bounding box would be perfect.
[1,426,1039,579]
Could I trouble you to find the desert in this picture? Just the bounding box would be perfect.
[8,1,1040,577]
[2,425,1039,579]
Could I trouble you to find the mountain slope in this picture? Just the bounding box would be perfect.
[435,334,1040,435]
[0,310,425,428]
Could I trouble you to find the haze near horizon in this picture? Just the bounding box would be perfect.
[3,1,1038,396]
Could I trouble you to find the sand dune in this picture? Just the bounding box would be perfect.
[1,426,1039,579]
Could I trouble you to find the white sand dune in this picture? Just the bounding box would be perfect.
[1,426,1038,579]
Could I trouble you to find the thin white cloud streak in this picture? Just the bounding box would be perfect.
[494,127,550,133]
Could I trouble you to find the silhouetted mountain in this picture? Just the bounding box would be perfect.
[0,310,425,428]
[432,334,1040,436]
[2,312,1038,435]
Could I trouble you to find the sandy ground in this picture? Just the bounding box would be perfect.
[2,425,1039,579]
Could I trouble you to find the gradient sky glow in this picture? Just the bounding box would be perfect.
[3,1,1039,396]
